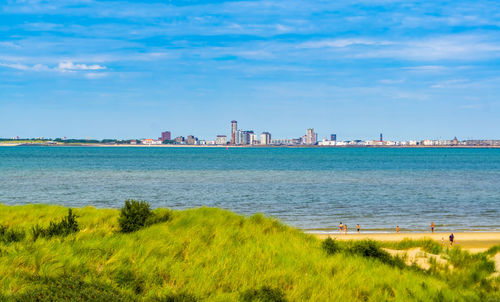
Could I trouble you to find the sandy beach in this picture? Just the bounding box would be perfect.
[314,232,500,252]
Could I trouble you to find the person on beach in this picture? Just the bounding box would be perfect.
[357,224,360,233]
[431,221,435,233]
[339,222,343,235]
[344,224,347,235]
[449,233,454,246]
[396,226,399,233]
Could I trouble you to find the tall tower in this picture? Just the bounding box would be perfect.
[306,128,317,145]
[380,133,383,142]
[230,120,238,145]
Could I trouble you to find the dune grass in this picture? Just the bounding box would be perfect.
[379,238,443,255]
[0,203,498,301]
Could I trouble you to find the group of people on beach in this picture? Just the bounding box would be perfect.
[337,222,361,235]
[337,220,455,246]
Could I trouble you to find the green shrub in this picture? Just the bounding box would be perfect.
[31,224,44,242]
[118,200,152,233]
[240,286,287,302]
[322,237,340,255]
[0,225,25,244]
[31,209,79,241]
[346,240,405,268]
[118,200,171,233]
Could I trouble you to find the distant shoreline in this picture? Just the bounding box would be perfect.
[314,232,500,251]
[1,143,500,149]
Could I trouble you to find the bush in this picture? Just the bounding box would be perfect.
[347,240,405,268]
[0,225,26,244]
[322,237,340,255]
[240,286,287,302]
[118,200,172,233]
[119,200,152,233]
[31,209,79,241]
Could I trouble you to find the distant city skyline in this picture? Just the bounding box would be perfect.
[1,1,499,140]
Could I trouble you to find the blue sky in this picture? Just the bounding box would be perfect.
[1,0,499,140]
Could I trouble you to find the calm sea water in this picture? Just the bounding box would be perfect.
[1,146,499,232]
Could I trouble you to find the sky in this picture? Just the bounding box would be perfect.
[1,0,499,141]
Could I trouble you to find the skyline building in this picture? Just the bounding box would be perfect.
[235,130,245,145]
[260,132,271,145]
[230,120,237,145]
[186,135,198,145]
[249,133,259,145]
[380,133,383,142]
[215,135,227,145]
[331,134,336,142]
[304,128,317,145]
[161,131,171,141]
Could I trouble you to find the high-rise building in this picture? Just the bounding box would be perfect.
[230,120,237,145]
[245,130,254,145]
[380,133,383,142]
[215,135,227,145]
[249,133,259,145]
[260,132,271,145]
[186,135,198,145]
[331,134,337,141]
[161,131,171,141]
[304,128,317,145]
[235,130,244,145]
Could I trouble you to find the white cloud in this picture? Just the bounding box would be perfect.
[353,35,500,61]
[0,62,50,71]
[298,38,390,49]
[431,79,469,88]
[84,72,108,79]
[0,61,107,74]
[380,79,404,84]
[57,61,106,71]
[403,65,446,71]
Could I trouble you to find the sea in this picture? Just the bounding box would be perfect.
[1,146,499,233]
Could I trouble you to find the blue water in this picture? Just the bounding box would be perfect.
[1,146,499,232]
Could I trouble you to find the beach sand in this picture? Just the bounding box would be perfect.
[314,232,500,252]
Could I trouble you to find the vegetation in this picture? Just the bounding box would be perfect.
[379,238,443,255]
[0,203,498,301]
[0,225,25,244]
[31,209,79,241]
[119,200,171,233]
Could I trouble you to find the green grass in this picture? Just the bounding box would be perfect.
[379,238,444,254]
[0,204,498,301]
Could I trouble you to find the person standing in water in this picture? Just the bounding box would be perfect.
[396,226,400,233]
[449,233,454,246]
[344,224,347,235]
[431,221,435,233]
[356,224,360,233]
[339,222,343,235]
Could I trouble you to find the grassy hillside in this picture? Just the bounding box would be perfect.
[0,204,498,301]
